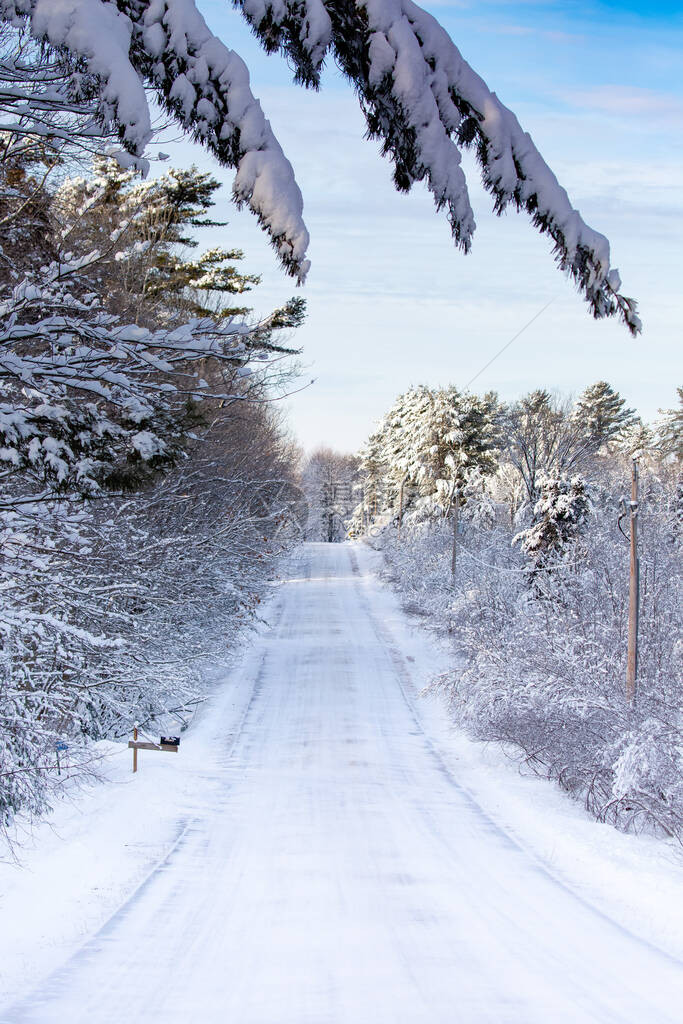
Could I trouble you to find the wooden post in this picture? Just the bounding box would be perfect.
[626,459,639,703]
[451,487,459,581]
[397,479,404,542]
[128,734,179,772]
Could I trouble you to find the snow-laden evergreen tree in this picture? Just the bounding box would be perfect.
[55,158,265,325]
[355,384,499,524]
[513,474,590,577]
[386,385,440,496]
[358,426,387,511]
[397,385,499,510]
[655,387,683,463]
[572,381,638,452]
[0,1,640,331]
[613,420,654,460]
[0,143,304,502]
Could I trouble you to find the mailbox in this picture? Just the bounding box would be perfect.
[129,730,180,770]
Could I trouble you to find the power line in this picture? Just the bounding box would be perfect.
[464,297,556,391]
[456,539,585,574]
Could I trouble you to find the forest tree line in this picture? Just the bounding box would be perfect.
[352,381,682,838]
[0,24,305,828]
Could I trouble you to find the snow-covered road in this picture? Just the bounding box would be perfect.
[4,543,683,1023]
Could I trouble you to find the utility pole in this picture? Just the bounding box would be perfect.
[397,478,405,542]
[450,486,459,581]
[626,458,639,704]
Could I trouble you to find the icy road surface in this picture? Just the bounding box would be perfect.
[5,542,683,1023]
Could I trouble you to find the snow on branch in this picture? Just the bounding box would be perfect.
[0,272,296,496]
[1,1,639,331]
[236,0,640,333]
[1,0,310,280]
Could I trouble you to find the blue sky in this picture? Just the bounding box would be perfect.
[168,1,682,450]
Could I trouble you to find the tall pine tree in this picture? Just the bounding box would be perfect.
[656,388,683,462]
[55,159,263,326]
[572,381,638,451]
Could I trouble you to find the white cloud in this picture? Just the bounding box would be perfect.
[567,85,683,123]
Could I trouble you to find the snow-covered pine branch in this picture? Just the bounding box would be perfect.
[0,0,310,280]
[2,1,639,331]
[0,23,115,164]
[237,0,640,333]
[0,265,301,497]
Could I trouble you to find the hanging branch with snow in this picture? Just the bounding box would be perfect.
[236,0,640,332]
[1,0,639,332]
[0,0,310,279]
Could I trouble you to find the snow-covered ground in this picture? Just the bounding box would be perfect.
[1,542,682,1022]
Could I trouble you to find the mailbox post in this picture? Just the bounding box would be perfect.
[128,728,180,772]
